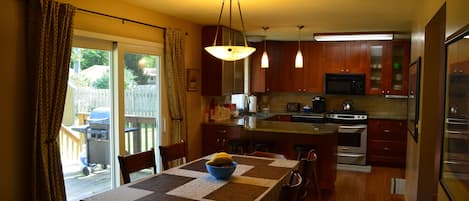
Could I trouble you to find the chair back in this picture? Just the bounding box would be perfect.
[118,148,156,184]
[298,150,321,201]
[159,140,187,170]
[247,151,287,159]
[279,171,303,201]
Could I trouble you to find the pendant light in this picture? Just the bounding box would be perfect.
[204,0,256,61]
[295,25,304,68]
[261,26,269,68]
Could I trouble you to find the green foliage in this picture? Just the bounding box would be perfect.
[92,68,137,89]
[70,48,110,70]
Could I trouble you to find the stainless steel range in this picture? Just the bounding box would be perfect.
[326,111,368,165]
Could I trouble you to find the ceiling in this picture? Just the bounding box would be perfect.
[118,0,419,41]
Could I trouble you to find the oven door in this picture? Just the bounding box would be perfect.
[445,131,469,161]
[337,125,367,154]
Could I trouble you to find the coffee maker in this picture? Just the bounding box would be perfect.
[312,96,326,113]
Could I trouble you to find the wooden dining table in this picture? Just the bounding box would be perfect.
[82,154,299,201]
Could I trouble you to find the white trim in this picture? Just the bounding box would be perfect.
[74,29,164,49]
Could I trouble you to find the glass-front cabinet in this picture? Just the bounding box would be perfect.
[368,43,384,94]
[441,26,469,201]
[388,41,410,95]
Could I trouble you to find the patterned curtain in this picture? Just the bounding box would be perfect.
[164,29,187,144]
[28,0,75,200]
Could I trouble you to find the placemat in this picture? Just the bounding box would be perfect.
[180,159,209,172]
[203,182,269,201]
[130,174,196,193]
[232,156,274,166]
[135,193,198,201]
[242,165,291,180]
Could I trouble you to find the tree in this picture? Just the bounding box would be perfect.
[70,48,110,71]
[92,68,136,89]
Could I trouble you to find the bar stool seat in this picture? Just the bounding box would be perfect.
[227,139,248,154]
[253,141,274,152]
[294,144,315,160]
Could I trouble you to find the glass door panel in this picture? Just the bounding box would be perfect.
[61,47,113,201]
[123,52,161,181]
[369,45,384,91]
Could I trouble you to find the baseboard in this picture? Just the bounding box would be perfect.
[336,163,372,173]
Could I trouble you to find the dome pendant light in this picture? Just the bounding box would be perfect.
[295,25,304,68]
[261,26,269,68]
[204,0,256,61]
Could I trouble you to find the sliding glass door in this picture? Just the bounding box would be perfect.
[60,37,163,201]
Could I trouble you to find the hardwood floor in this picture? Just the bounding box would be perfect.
[308,166,405,201]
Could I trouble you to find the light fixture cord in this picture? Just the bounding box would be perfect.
[297,25,304,50]
[212,0,225,46]
[238,0,249,47]
[229,0,232,46]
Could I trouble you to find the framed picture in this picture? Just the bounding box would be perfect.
[186,69,200,92]
[407,56,421,143]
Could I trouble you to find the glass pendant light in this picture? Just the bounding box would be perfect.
[261,26,269,68]
[295,25,304,68]
[204,0,256,61]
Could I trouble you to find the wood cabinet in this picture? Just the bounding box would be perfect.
[202,26,245,96]
[250,41,323,93]
[322,41,367,74]
[367,119,407,167]
[366,41,410,95]
[201,124,243,155]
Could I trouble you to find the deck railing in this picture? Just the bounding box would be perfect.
[59,115,157,161]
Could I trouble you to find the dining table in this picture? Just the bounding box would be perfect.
[82,154,299,201]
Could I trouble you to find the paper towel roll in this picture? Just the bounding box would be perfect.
[248,95,257,113]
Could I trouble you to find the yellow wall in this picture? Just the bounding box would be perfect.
[0,0,27,200]
[57,0,203,160]
[407,0,469,200]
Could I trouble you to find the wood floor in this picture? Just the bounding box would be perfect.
[309,166,405,201]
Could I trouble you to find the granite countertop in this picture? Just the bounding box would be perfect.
[245,120,339,135]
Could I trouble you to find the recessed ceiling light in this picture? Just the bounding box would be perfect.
[314,34,394,41]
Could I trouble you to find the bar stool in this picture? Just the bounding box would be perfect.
[253,141,274,152]
[294,144,315,160]
[298,150,321,201]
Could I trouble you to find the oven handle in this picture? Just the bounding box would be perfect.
[339,125,368,129]
[337,153,365,158]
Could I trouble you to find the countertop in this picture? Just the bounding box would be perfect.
[203,116,339,135]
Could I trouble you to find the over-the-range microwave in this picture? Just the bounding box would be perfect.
[325,73,365,95]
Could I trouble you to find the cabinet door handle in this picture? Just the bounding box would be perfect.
[345,69,350,73]
[340,69,345,72]
[386,90,390,94]
[222,138,226,146]
[216,130,227,134]
[298,89,301,92]
[216,138,220,143]
[384,147,390,151]
[384,129,391,133]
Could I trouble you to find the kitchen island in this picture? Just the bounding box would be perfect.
[202,117,339,190]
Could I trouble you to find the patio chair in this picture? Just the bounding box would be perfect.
[118,148,156,184]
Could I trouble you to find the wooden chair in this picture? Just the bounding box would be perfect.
[247,151,287,159]
[298,150,321,201]
[279,171,303,201]
[159,140,187,170]
[117,148,156,184]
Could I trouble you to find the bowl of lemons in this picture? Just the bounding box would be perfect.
[205,152,237,180]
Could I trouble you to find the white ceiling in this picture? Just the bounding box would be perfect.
[118,0,419,41]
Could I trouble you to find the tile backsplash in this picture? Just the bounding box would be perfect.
[257,92,407,117]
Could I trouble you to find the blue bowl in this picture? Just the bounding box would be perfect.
[205,161,237,180]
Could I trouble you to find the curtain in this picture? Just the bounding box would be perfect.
[164,29,187,144]
[29,0,75,200]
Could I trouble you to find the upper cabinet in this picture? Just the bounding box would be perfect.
[322,41,367,74]
[249,39,410,95]
[250,41,323,93]
[366,41,410,95]
[202,26,245,96]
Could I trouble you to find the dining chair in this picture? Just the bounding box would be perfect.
[247,151,287,159]
[159,140,187,170]
[117,148,156,184]
[279,170,303,201]
[298,150,321,201]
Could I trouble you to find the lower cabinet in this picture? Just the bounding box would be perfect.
[265,115,292,121]
[202,124,243,155]
[367,119,407,167]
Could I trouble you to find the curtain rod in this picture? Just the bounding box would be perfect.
[76,8,167,31]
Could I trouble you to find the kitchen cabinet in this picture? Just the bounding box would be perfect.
[367,119,407,167]
[366,41,410,95]
[202,26,245,96]
[250,41,323,93]
[202,124,243,155]
[322,41,367,74]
